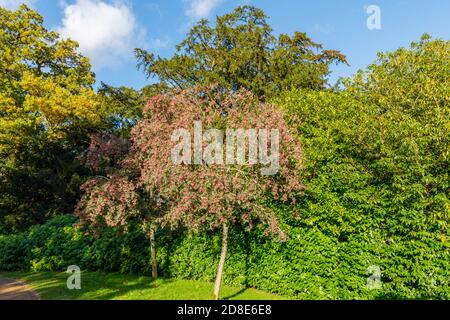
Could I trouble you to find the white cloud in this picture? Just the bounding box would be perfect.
[57,0,145,69]
[149,37,170,49]
[185,0,223,20]
[0,0,36,10]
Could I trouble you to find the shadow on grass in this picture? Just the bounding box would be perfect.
[222,287,248,300]
[3,271,176,300]
[2,271,285,300]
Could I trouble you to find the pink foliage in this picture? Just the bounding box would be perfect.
[76,87,304,239]
[79,131,129,172]
[76,176,139,230]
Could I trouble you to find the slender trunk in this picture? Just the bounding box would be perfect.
[213,222,229,300]
[149,226,158,280]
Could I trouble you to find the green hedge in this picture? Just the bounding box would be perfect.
[0,215,151,275]
[1,214,448,299]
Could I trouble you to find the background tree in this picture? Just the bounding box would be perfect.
[76,86,304,298]
[0,5,103,232]
[135,5,347,100]
[96,82,169,137]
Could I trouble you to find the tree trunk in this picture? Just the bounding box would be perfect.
[213,222,229,300]
[149,226,158,280]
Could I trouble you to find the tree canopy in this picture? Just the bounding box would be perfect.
[76,86,304,297]
[135,6,347,99]
[0,5,102,232]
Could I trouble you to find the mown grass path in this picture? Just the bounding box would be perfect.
[1,272,287,300]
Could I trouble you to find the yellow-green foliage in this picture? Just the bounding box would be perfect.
[0,4,100,155]
[0,5,104,232]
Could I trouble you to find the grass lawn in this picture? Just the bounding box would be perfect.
[1,272,287,300]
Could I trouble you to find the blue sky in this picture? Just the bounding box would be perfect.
[4,0,450,89]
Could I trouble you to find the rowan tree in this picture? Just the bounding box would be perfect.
[76,86,304,298]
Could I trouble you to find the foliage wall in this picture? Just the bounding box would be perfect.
[0,213,447,299]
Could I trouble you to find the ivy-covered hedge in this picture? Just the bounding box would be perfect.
[0,215,151,275]
[0,213,448,299]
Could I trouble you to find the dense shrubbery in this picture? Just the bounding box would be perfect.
[0,215,153,274]
[0,215,385,299]
[273,35,449,299]
[1,211,448,299]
